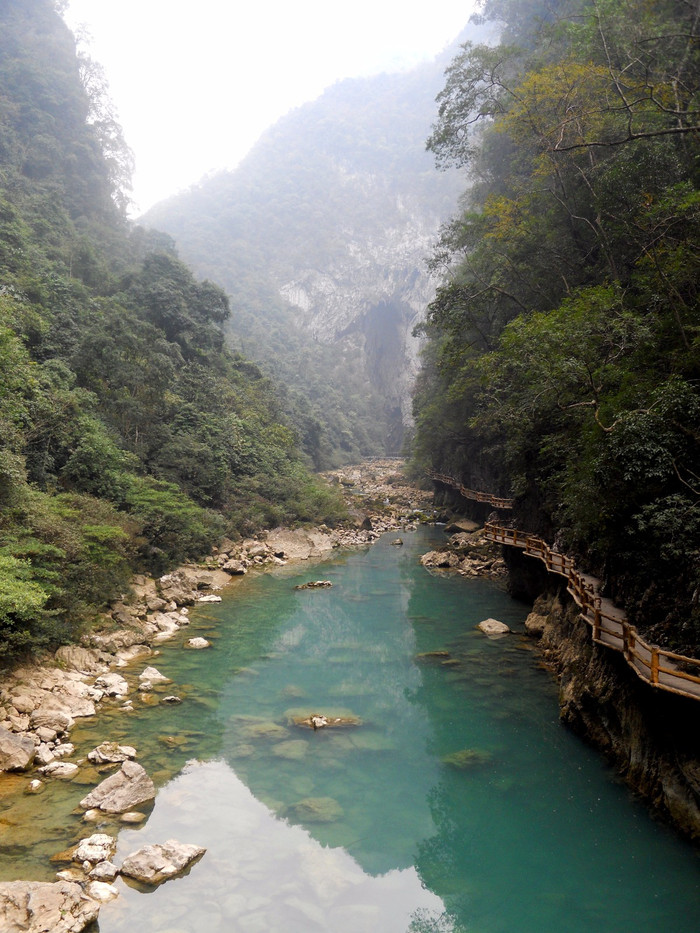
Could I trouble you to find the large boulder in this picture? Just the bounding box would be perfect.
[0,880,100,933]
[120,840,206,885]
[0,727,35,772]
[420,550,461,569]
[221,559,247,575]
[79,760,155,813]
[30,706,74,735]
[54,645,109,675]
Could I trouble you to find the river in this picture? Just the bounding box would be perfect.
[3,526,700,931]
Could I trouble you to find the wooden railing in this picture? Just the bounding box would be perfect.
[428,468,700,701]
[429,471,514,510]
[484,522,700,703]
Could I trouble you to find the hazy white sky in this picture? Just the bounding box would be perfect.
[63,0,477,214]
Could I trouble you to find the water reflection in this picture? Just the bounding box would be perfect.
[4,529,700,933]
[101,758,448,932]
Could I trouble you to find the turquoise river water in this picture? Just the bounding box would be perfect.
[2,526,700,932]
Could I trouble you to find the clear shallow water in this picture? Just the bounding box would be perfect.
[2,527,700,931]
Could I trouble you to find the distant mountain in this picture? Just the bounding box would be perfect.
[143,31,483,465]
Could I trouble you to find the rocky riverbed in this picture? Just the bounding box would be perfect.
[0,459,470,931]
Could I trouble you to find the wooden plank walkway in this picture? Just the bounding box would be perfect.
[429,471,700,702]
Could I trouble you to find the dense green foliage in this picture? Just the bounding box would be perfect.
[411,0,700,650]
[0,0,345,664]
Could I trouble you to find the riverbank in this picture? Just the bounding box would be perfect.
[0,459,453,929]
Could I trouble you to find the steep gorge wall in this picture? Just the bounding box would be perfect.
[528,585,700,838]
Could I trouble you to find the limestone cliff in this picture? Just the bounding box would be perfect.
[143,40,478,459]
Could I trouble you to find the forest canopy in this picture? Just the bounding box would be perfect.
[0,0,345,664]
[411,0,700,651]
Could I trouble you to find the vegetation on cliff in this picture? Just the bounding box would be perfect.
[144,52,468,464]
[0,0,345,664]
[411,0,700,652]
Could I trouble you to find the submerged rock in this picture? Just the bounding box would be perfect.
[415,650,451,664]
[0,880,100,933]
[120,840,206,886]
[287,796,344,823]
[88,742,137,765]
[272,739,309,760]
[442,748,493,769]
[290,711,362,730]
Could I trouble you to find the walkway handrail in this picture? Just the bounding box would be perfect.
[484,522,700,703]
[429,471,514,510]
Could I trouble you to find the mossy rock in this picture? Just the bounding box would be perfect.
[442,748,493,770]
[415,650,451,663]
[286,796,344,823]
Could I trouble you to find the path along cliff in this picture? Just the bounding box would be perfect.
[428,471,700,840]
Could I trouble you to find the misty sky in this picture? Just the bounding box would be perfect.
[64,0,477,215]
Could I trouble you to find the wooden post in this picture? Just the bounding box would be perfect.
[651,648,659,685]
[593,605,601,641]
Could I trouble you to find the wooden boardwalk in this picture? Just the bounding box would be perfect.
[430,472,700,703]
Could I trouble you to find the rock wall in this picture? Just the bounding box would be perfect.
[531,589,700,839]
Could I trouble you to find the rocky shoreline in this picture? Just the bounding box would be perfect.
[0,459,456,931]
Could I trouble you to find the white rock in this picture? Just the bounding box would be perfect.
[197,594,222,603]
[477,618,511,637]
[88,742,137,764]
[0,879,100,932]
[139,666,169,684]
[120,840,206,885]
[74,833,116,864]
[80,760,155,813]
[89,860,119,882]
[186,637,210,649]
[39,761,79,778]
[94,673,129,697]
[85,880,119,902]
[34,743,55,767]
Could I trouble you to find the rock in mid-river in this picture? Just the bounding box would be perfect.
[79,760,155,813]
[120,840,206,885]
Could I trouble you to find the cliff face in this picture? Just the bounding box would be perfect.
[530,590,700,838]
[143,45,475,458]
[275,184,440,445]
